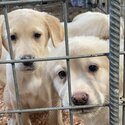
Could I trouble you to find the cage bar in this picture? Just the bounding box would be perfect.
[109,0,120,125]
[0,0,123,125]
[63,0,74,124]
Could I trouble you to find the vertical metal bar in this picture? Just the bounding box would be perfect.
[40,0,43,11]
[63,0,74,125]
[3,6,23,125]
[109,0,120,125]
[123,1,125,124]
[107,0,109,13]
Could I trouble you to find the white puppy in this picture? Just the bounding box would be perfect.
[46,36,123,125]
[1,9,64,125]
[67,11,124,39]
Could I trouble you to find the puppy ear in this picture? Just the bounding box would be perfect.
[0,15,9,51]
[0,15,4,57]
[43,13,64,47]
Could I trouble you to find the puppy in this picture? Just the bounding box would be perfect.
[46,36,123,125]
[67,11,124,39]
[1,9,64,125]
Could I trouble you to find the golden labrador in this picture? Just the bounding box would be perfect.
[0,8,64,125]
[46,36,123,125]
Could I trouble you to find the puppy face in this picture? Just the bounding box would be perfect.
[47,36,109,116]
[1,9,64,71]
[52,57,109,106]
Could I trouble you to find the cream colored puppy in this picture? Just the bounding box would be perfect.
[67,11,124,39]
[1,9,64,125]
[46,36,123,125]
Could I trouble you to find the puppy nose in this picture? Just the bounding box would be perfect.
[71,92,88,105]
[20,55,35,67]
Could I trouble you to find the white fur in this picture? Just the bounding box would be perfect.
[46,36,123,125]
[67,11,124,39]
[2,9,64,125]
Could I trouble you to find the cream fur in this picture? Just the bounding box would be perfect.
[67,11,124,39]
[0,9,64,125]
[46,36,123,125]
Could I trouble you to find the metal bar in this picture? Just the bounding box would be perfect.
[0,50,124,64]
[1,103,110,114]
[122,0,125,124]
[107,0,109,13]
[109,0,120,125]
[0,53,109,64]
[0,0,57,6]
[0,0,122,125]
[3,6,23,125]
[63,0,73,125]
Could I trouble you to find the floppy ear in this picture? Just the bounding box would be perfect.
[43,13,64,47]
[0,15,4,58]
[0,15,10,51]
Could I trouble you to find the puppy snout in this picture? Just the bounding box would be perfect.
[20,55,35,67]
[71,92,88,105]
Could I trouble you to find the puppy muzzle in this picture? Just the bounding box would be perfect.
[20,55,36,71]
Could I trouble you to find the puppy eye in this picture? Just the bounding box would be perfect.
[88,64,98,73]
[58,71,67,79]
[34,33,41,39]
[11,34,17,41]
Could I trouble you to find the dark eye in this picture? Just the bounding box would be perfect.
[88,64,98,73]
[11,34,17,41]
[34,33,41,39]
[58,71,67,79]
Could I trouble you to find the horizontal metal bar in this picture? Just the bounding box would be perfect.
[0,53,109,64]
[1,50,124,64]
[0,0,59,6]
[0,102,124,115]
[0,103,109,114]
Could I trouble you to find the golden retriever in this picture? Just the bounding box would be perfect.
[46,36,123,125]
[67,11,124,39]
[0,9,64,125]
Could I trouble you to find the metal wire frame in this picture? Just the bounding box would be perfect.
[2,5,24,125]
[62,1,74,124]
[109,0,121,125]
[0,0,122,125]
[123,0,125,125]
[0,0,57,6]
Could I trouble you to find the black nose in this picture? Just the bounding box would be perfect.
[20,55,35,67]
[71,92,88,105]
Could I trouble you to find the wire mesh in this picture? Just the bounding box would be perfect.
[0,0,123,125]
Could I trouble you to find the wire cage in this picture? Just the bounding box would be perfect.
[0,0,124,125]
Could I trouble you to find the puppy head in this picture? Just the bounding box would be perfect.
[47,36,109,116]
[1,9,64,71]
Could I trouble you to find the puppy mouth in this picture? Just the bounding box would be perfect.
[23,66,36,71]
[21,65,36,71]
[72,107,97,114]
